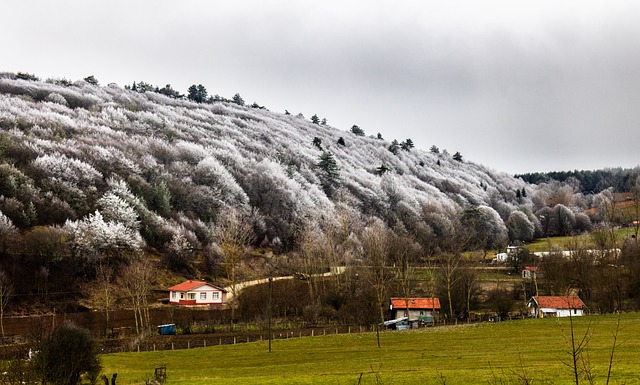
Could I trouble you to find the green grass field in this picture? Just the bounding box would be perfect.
[101,313,640,384]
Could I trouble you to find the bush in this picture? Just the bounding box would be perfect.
[32,322,101,385]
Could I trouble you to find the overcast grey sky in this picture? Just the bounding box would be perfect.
[2,0,640,174]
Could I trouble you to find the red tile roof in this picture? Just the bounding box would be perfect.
[534,296,585,309]
[390,298,440,310]
[524,266,539,272]
[167,280,208,292]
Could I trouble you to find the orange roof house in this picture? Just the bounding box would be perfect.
[528,296,585,318]
[167,280,227,306]
[389,298,440,321]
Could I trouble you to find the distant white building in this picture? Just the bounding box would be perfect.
[167,280,227,306]
[528,296,585,318]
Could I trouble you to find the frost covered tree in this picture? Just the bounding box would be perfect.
[65,211,144,264]
[0,211,17,257]
[506,210,535,242]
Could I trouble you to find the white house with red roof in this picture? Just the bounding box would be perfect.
[167,280,227,306]
[389,297,440,321]
[528,295,585,318]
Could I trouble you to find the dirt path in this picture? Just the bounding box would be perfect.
[223,266,346,301]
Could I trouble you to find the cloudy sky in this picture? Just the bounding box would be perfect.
[2,0,640,174]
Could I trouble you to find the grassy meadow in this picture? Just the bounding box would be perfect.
[101,313,640,384]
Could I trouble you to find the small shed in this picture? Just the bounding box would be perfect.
[157,324,176,335]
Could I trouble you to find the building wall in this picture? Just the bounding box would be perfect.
[540,307,583,318]
[393,309,438,321]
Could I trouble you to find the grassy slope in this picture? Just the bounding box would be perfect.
[102,313,640,385]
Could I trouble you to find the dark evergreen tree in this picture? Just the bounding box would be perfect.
[16,72,39,81]
[321,118,327,125]
[401,139,414,151]
[312,137,323,151]
[317,151,340,181]
[311,114,320,124]
[187,84,208,103]
[430,145,440,154]
[453,151,463,162]
[232,93,245,106]
[376,164,391,175]
[285,110,291,115]
[157,84,182,98]
[83,75,99,85]
[521,188,527,198]
[351,125,365,136]
[317,151,340,196]
[337,137,346,146]
[377,132,383,140]
[388,140,400,155]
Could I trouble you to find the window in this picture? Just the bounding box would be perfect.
[213,292,219,300]
[200,292,207,300]
[180,293,184,299]
[172,292,176,299]
[188,293,196,300]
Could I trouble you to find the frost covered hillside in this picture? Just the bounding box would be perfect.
[0,73,556,283]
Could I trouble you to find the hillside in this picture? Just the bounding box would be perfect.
[0,72,592,311]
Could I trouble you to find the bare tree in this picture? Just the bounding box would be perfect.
[121,259,154,335]
[213,208,255,319]
[360,219,393,324]
[0,270,13,337]
[391,233,420,316]
[295,222,325,305]
[439,252,462,322]
[93,262,115,336]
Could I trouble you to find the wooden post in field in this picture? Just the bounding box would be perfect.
[268,277,273,353]
[376,324,381,348]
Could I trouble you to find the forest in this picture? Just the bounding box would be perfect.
[0,72,638,329]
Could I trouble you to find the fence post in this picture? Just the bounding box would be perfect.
[233,336,236,344]
[348,326,351,334]
[187,341,190,349]
[172,342,174,350]
[204,340,206,348]
[311,329,314,337]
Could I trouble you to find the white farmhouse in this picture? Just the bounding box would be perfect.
[167,280,227,306]
[528,296,585,318]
